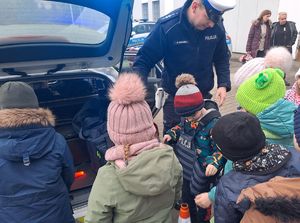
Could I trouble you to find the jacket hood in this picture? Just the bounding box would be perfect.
[257,99,296,138]
[115,145,181,196]
[238,177,300,222]
[0,108,56,164]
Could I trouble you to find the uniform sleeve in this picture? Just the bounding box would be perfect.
[213,30,231,91]
[214,181,243,223]
[133,22,167,83]
[85,169,115,223]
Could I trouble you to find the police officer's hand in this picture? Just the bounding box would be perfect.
[194,192,212,209]
[163,135,172,143]
[215,87,226,107]
[205,164,218,176]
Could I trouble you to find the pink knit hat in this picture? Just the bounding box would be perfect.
[107,73,156,145]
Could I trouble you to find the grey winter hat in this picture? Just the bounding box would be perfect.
[0,81,38,109]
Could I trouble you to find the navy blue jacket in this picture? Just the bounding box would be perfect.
[133,2,230,96]
[0,108,75,223]
[214,147,300,223]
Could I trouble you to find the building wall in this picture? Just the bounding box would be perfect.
[132,0,300,55]
[223,0,280,53]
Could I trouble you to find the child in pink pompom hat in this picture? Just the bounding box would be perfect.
[85,72,182,223]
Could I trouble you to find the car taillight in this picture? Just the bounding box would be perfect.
[75,171,86,179]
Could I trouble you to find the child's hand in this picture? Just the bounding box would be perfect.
[194,192,212,209]
[163,135,171,143]
[205,164,218,176]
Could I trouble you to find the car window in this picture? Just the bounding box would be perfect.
[146,24,155,32]
[135,25,146,34]
[0,0,110,45]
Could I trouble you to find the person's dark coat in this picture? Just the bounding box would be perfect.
[0,108,75,223]
[246,20,272,57]
[271,21,298,52]
[133,1,230,96]
[214,146,300,223]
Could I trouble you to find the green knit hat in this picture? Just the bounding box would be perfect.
[236,68,285,115]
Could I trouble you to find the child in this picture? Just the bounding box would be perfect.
[235,107,300,223]
[285,68,300,105]
[85,73,182,223]
[195,67,296,211]
[236,68,296,146]
[163,74,226,223]
[211,112,300,223]
[0,82,75,223]
[234,46,293,86]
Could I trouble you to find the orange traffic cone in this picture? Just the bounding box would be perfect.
[178,203,191,223]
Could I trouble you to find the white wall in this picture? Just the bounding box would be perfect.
[133,0,300,55]
[223,0,279,53]
[133,0,142,21]
[160,1,174,18]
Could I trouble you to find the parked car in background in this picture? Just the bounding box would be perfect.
[0,0,162,222]
[131,21,155,36]
[128,22,233,57]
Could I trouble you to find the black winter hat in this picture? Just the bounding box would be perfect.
[0,81,38,109]
[211,112,266,161]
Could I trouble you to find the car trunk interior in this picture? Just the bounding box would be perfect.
[27,72,114,208]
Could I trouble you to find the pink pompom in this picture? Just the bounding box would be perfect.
[109,72,146,105]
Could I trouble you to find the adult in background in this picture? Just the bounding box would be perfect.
[0,82,75,223]
[246,10,272,58]
[271,12,298,54]
[133,0,236,133]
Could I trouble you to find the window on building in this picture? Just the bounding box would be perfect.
[142,3,148,21]
[152,1,160,21]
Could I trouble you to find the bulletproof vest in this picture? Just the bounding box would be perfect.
[175,100,220,181]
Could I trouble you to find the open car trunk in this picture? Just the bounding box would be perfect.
[17,71,116,212]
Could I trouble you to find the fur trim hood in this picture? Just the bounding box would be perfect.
[238,177,300,223]
[0,108,55,128]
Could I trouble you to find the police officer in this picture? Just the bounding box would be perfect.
[133,0,236,133]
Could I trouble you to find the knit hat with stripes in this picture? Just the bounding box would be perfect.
[107,73,156,145]
[174,74,204,117]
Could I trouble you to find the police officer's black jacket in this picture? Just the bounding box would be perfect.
[133,1,230,96]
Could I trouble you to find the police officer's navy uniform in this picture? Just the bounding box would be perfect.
[133,0,233,132]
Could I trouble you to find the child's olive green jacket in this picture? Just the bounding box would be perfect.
[85,145,182,223]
